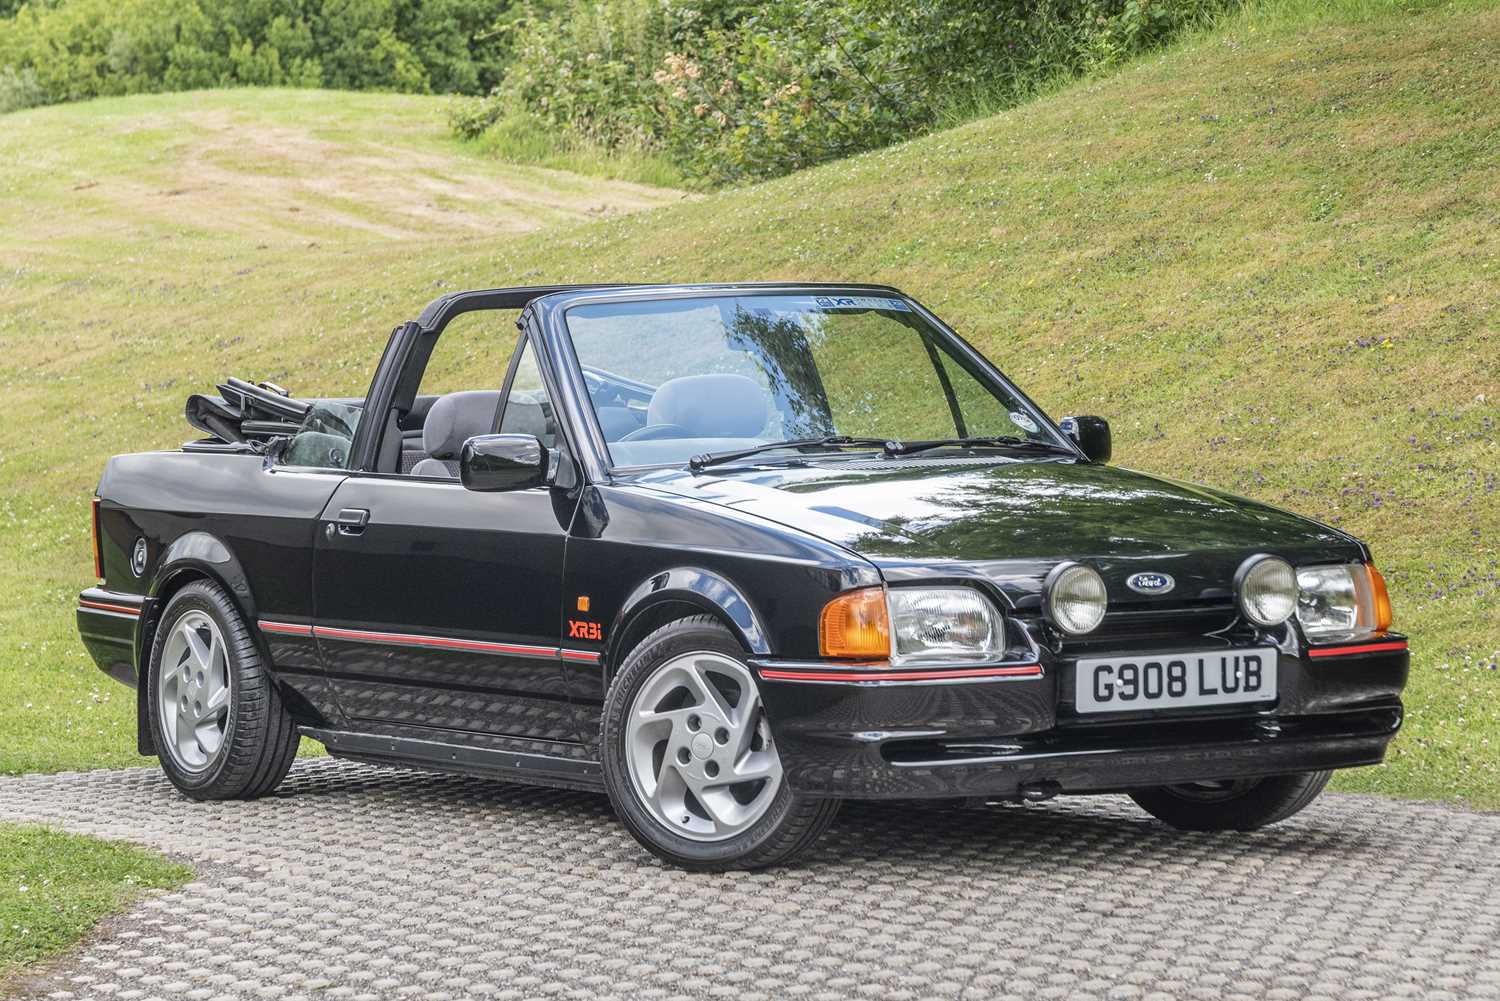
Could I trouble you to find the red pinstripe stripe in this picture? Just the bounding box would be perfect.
[1307,640,1408,658]
[258,620,314,637]
[260,620,603,665]
[314,625,559,659]
[760,664,1043,683]
[79,599,141,617]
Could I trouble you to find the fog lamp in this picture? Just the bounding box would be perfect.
[1237,554,1297,626]
[1044,562,1107,635]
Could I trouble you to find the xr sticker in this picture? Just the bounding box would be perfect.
[811,295,911,312]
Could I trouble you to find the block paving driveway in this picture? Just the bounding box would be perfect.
[2,758,1498,1000]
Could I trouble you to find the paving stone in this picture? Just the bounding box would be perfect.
[2,759,1498,999]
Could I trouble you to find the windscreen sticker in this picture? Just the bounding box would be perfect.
[811,295,912,312]
[1009,411,1041,434]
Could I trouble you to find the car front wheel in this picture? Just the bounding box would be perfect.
[1129,771,1333,831]
[601,616,839,870]
[146,580,300,800]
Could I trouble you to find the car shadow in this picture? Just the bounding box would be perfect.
[275,758,1382,871]
[811,795,1379,869]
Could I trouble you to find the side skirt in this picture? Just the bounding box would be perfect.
[301,727,604,793]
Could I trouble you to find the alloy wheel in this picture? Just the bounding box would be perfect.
[623,651,782,842]
[158,610,232,773]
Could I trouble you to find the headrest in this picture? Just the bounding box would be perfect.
[646,374,769,438]
[422,391,501,459]
[499,392,549,441]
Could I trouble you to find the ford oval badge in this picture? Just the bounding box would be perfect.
[1126,571,1174,595]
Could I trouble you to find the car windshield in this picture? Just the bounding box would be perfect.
[563,292,1066,468]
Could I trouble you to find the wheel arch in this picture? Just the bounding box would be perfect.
[603,567,769,683]
[136,532,263,756]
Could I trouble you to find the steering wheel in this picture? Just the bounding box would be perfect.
[619,423,693,442]
[582,369,608,397]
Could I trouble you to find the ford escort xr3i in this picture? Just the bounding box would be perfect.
[78,283,1409,869]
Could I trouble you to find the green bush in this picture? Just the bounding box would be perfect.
[658,0,1235,184]
[0,0,527,111]
[452,0,743,145]
[460,0,1234,185]
[0,63,42,112]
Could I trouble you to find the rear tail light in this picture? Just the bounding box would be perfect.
[91,497,103,580]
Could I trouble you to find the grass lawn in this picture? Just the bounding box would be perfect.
[0,823,191,986]
[0,1,1496,809]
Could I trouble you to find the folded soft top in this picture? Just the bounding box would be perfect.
[185,378,311,446]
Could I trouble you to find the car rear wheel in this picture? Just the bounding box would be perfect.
[146,580,300,800]
[1129,771,1332,831]
[601,615,839,870]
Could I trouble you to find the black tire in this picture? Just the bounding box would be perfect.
[600,615,840,871]
[145,580,300,800]
[1129,771,1332,831]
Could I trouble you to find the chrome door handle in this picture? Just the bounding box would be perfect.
[332,508,370,535]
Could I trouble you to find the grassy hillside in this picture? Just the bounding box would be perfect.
[2,5,1496,806]
[0,88,682,252]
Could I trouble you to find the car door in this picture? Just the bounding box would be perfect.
[311,336,582,743]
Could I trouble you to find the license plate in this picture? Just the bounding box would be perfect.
[1074,648,1277,714]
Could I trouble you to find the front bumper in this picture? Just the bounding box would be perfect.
[752,641,1408,800]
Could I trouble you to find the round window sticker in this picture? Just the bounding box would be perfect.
[1009,411,1040,434]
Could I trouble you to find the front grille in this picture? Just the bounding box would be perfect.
[1096,600,1237,638]
[1052,600,1241,653]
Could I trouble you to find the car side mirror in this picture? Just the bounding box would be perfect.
[460,434,547,492]
[1059,416,1111,464]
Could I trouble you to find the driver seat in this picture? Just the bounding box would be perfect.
[645,374,769,438]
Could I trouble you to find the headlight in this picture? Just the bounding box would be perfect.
[887,587,1004,664]
[1296,562,1393,640]
[818,586,1005,663]
[1043,562,1107,635]
[1236,554,1297,626]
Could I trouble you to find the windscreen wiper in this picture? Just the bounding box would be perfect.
[689,436,890,471]
[882,436,1072,457]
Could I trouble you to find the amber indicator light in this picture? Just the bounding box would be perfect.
[819,587,891,659]
[1366,563,1393,633]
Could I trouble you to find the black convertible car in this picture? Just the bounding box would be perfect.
[78,283,1409,869]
